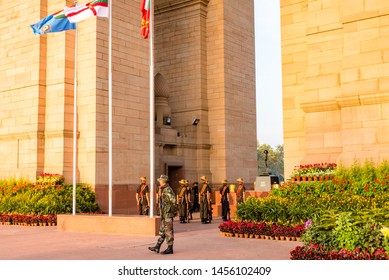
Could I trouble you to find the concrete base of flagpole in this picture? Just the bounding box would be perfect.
[57,214,160,236]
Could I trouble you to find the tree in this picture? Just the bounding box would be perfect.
[257,142,284,180]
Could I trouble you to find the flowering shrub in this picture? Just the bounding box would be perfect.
[301,210,387,253]
[290,245,389,260]
[235,160,389,259]
[290,163,337,179]
[0,180,100,216]
[382,227,389,253]
[253,222,267,235]
[273,225,292,237]
[0,214,57,225]
[218,220,236,233]
[218,220,304,238]
[292,225,305,237]
[36,173,64,185]
[0,214,11,222]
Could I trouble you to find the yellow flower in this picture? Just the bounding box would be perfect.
[381,227,389,238]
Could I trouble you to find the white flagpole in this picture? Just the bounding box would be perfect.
[108,0,113,216]
[72,1,78,216]
[149,0,155,218]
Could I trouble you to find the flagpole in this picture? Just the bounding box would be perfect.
[72,1,78,216]
[149,0,155,218]
[108,0,113,216]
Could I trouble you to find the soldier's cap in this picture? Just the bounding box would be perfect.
[185,179,189,184]
[222,179,228,184]
[200,176,207,182]
[178,179,186,185]
[192,181,198,185]
[157,174,169,182]
[237,177,244,183]
[139,176,146,181]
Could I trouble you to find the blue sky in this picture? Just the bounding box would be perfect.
[254,0,283,148]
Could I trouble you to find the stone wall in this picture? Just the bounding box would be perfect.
[281,0,389,177]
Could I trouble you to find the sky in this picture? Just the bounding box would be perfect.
[254,0,283,148]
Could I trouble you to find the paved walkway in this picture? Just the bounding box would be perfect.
[0,214,300,260]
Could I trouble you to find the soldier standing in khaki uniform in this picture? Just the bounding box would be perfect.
[135,176,149,215]
[220,179,230,221]
[190,181,200,213]
[199,176,211,224]
[186,180,193,220]
[236,177,246,204]
[176,179,188,223]
[148,175,177,255]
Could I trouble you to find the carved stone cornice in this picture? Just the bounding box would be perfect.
[155,140,211,150]
[0,130,78,141]
[301,92,389,113]
[300,100,339,113]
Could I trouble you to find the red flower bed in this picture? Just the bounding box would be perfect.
[218,220,305,238]
[0,213,57,225]
[290,244,389,260]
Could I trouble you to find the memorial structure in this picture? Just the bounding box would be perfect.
[0,0,257,213]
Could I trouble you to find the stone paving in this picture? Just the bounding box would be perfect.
[0,214,300,260]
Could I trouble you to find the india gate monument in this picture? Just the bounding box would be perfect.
[281,0,389,176]
[0,0,257,213]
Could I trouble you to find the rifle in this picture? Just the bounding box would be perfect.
[207,199,212,223]
[227,202,231,221]
[186,199,190,223]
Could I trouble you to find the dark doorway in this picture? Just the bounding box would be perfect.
[168,165,184,194]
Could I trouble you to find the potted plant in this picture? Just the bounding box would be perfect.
[47,214,57,226]
[39,215,47,226]
[290,167,301,182]
[292,225,305,241]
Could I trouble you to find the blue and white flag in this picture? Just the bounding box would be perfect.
[30,9,76,35]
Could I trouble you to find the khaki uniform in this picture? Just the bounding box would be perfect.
[136,183,149,215]
[220,183,230,221]
[199,182,211,223]
[236,184,246,204]
[177,185,188,223]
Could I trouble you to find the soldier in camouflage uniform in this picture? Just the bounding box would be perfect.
[148,174,177,255]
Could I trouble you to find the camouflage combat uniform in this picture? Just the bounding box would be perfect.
[156,182,176,246]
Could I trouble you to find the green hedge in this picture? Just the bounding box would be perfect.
[0,180,100,215]
[235,160,389,257]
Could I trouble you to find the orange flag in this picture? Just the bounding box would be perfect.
[140,0,150,39]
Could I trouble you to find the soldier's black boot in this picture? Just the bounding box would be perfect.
[148,242,161,253]
[160,245,173,255]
